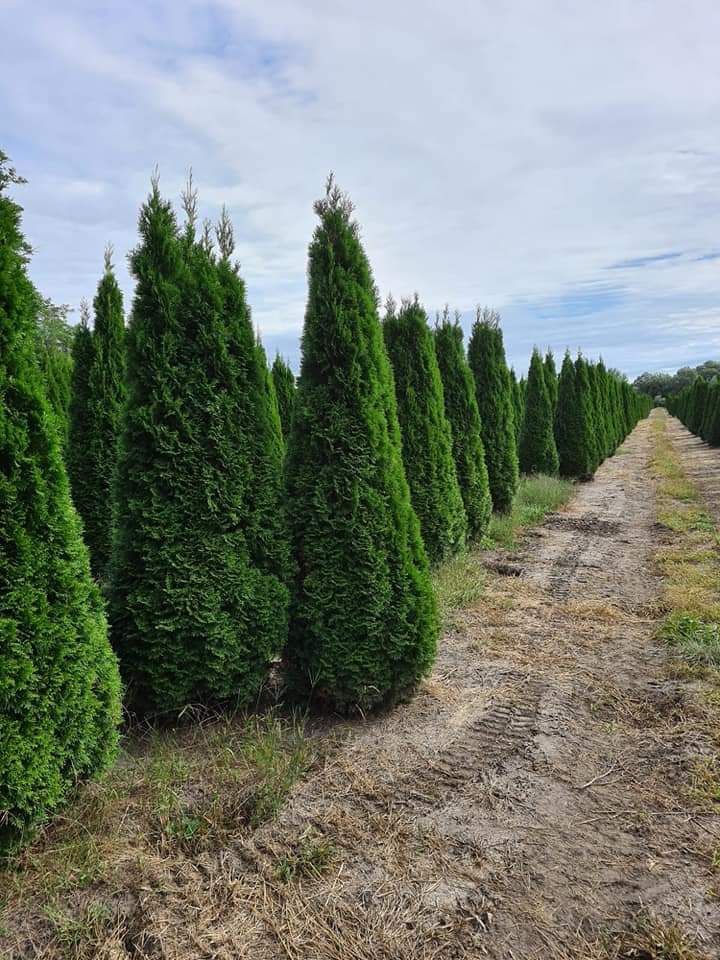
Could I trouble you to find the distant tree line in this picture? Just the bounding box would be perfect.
[633,361,720,399]
[0,153,651,851]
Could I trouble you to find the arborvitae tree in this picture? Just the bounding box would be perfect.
[108,182,288,713]
[509,366,523,450]
[519,348,559,476]
[701,379,720,442]
[284,178,437,712]
[597,359,616,455]
[434,310,492,542]
[544,350,558,412]
[384,297,466,563]
[688,376,709,436]
[0,153,120,850]
[467,309,519,513]
[77,249,126,578]
[67,302,96,538]
[588,362,609,468]
[574,356,599,474]
[35,298,74,447]
[271,354,296,441]
[555,351,589,479]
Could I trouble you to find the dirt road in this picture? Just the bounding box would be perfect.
[233,410,719,959]
[4,411,719,959]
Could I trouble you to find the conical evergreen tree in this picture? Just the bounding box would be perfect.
[544,350,558,412]
[555,351,588,478]
[701,379,720,443]
[284,177,437,712]
[434,310,492,541]
[588,362,609,468]
[509,366,523,450]
[384,297,466,563]
[79,249,126,578]
[519,348,559,475]
[467,309,518,513]
[0,153,120,850]
[271,354,296,441]
[67,301,96,535]
[108,181,289,713]
[574,355,598,475]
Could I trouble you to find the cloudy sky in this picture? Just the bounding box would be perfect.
[2,0,719,378]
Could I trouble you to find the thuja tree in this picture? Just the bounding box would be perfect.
[109,182,288,712]
[271,354,296,441]
[467,309,518,512]
[555,351,589,479]
[0,153,120,850]
[35,298,74,447]
[384,297,466,563]
[588,362,609,468]
[509,367,523,450]
[519,348,559,475]
[284,178,437,712]
[574,356,599,474]
[434,310,491,541]
[68,251,126,578]
[544,350,558,411]
[67,302,95,538]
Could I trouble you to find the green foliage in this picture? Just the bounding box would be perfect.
[554,351,590,479]
[0,152,120,851]
[634,360,720,399]
[35,298,74,447]
[543,350,558,411]
[518,348,559,476]
[67,254,126,579]
[433,310,491,542]
[384,298,466,563]
[509,367,523,451]
[485,474,573,549]
[467,309,519,513]
[108,183,289,713]
[271,354,296,441]
[284,177,438,712]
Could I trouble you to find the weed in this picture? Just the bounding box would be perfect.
[595,913,709,959]
[274,830,336,883]
[660,614,720,667]
[484,474,573,549]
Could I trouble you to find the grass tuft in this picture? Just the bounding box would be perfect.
[484,474,574,550]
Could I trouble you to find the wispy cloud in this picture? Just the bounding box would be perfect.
[2,0,720,378]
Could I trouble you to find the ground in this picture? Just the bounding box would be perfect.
[2,410,719,959]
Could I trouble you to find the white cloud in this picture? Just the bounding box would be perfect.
[2,0,720,377]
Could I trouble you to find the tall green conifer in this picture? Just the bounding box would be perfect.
[67,302,96,536]
[284,178,437,712]
[467,309,518,513]
[519,348,559,475]
[0,153,120,850]
[271,354,296,441]
[434,310,492,541]
[384,297,466,563]
[109,181,288,712]
[544,350,558,411]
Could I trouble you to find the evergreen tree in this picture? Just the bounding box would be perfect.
[108,181,289,713]
[67,302,96,540]
[555,351,589,479]
[509,366,523,450]
[35,298,74,447]
[384,297,466,563]
[284,177,437,712]
[519,347,559,476]
[271,354,296,441]
[544,350,558,411]
[74,250,126,578]
[467,309,518,513]
[588,362,609,467]
[434,310,492,541]
[574,355,598,475]
[0,153,120,850]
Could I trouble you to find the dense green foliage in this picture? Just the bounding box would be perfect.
[554,351,650,479]
[384,298,466,563]
[467,310,518,513]
[35,297,74,446]
[544,350,558,412]
[0,153,120,851]
[669,375,720,446]
[509,367,523,451]
[284,179,437,712]
[108,183,289,713]
[272,354,296,441]
[518,348,559,476]
[67,304,95,557]
[434,312,492,542]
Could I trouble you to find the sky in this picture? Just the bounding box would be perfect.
[2,0,719,379]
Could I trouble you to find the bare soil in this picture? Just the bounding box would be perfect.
[3,411,720,959]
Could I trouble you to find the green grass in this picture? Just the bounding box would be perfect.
[484,474,574,549]
[660,613,720,667]
[432,474,574,623]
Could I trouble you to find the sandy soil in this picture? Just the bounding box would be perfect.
[3,411,720,959]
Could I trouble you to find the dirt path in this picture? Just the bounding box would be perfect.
[231,411,719,959]
[4,412,719,959]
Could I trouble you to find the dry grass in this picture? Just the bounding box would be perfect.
[584,913,713,959]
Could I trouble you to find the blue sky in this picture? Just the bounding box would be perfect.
[2,0,720,379]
